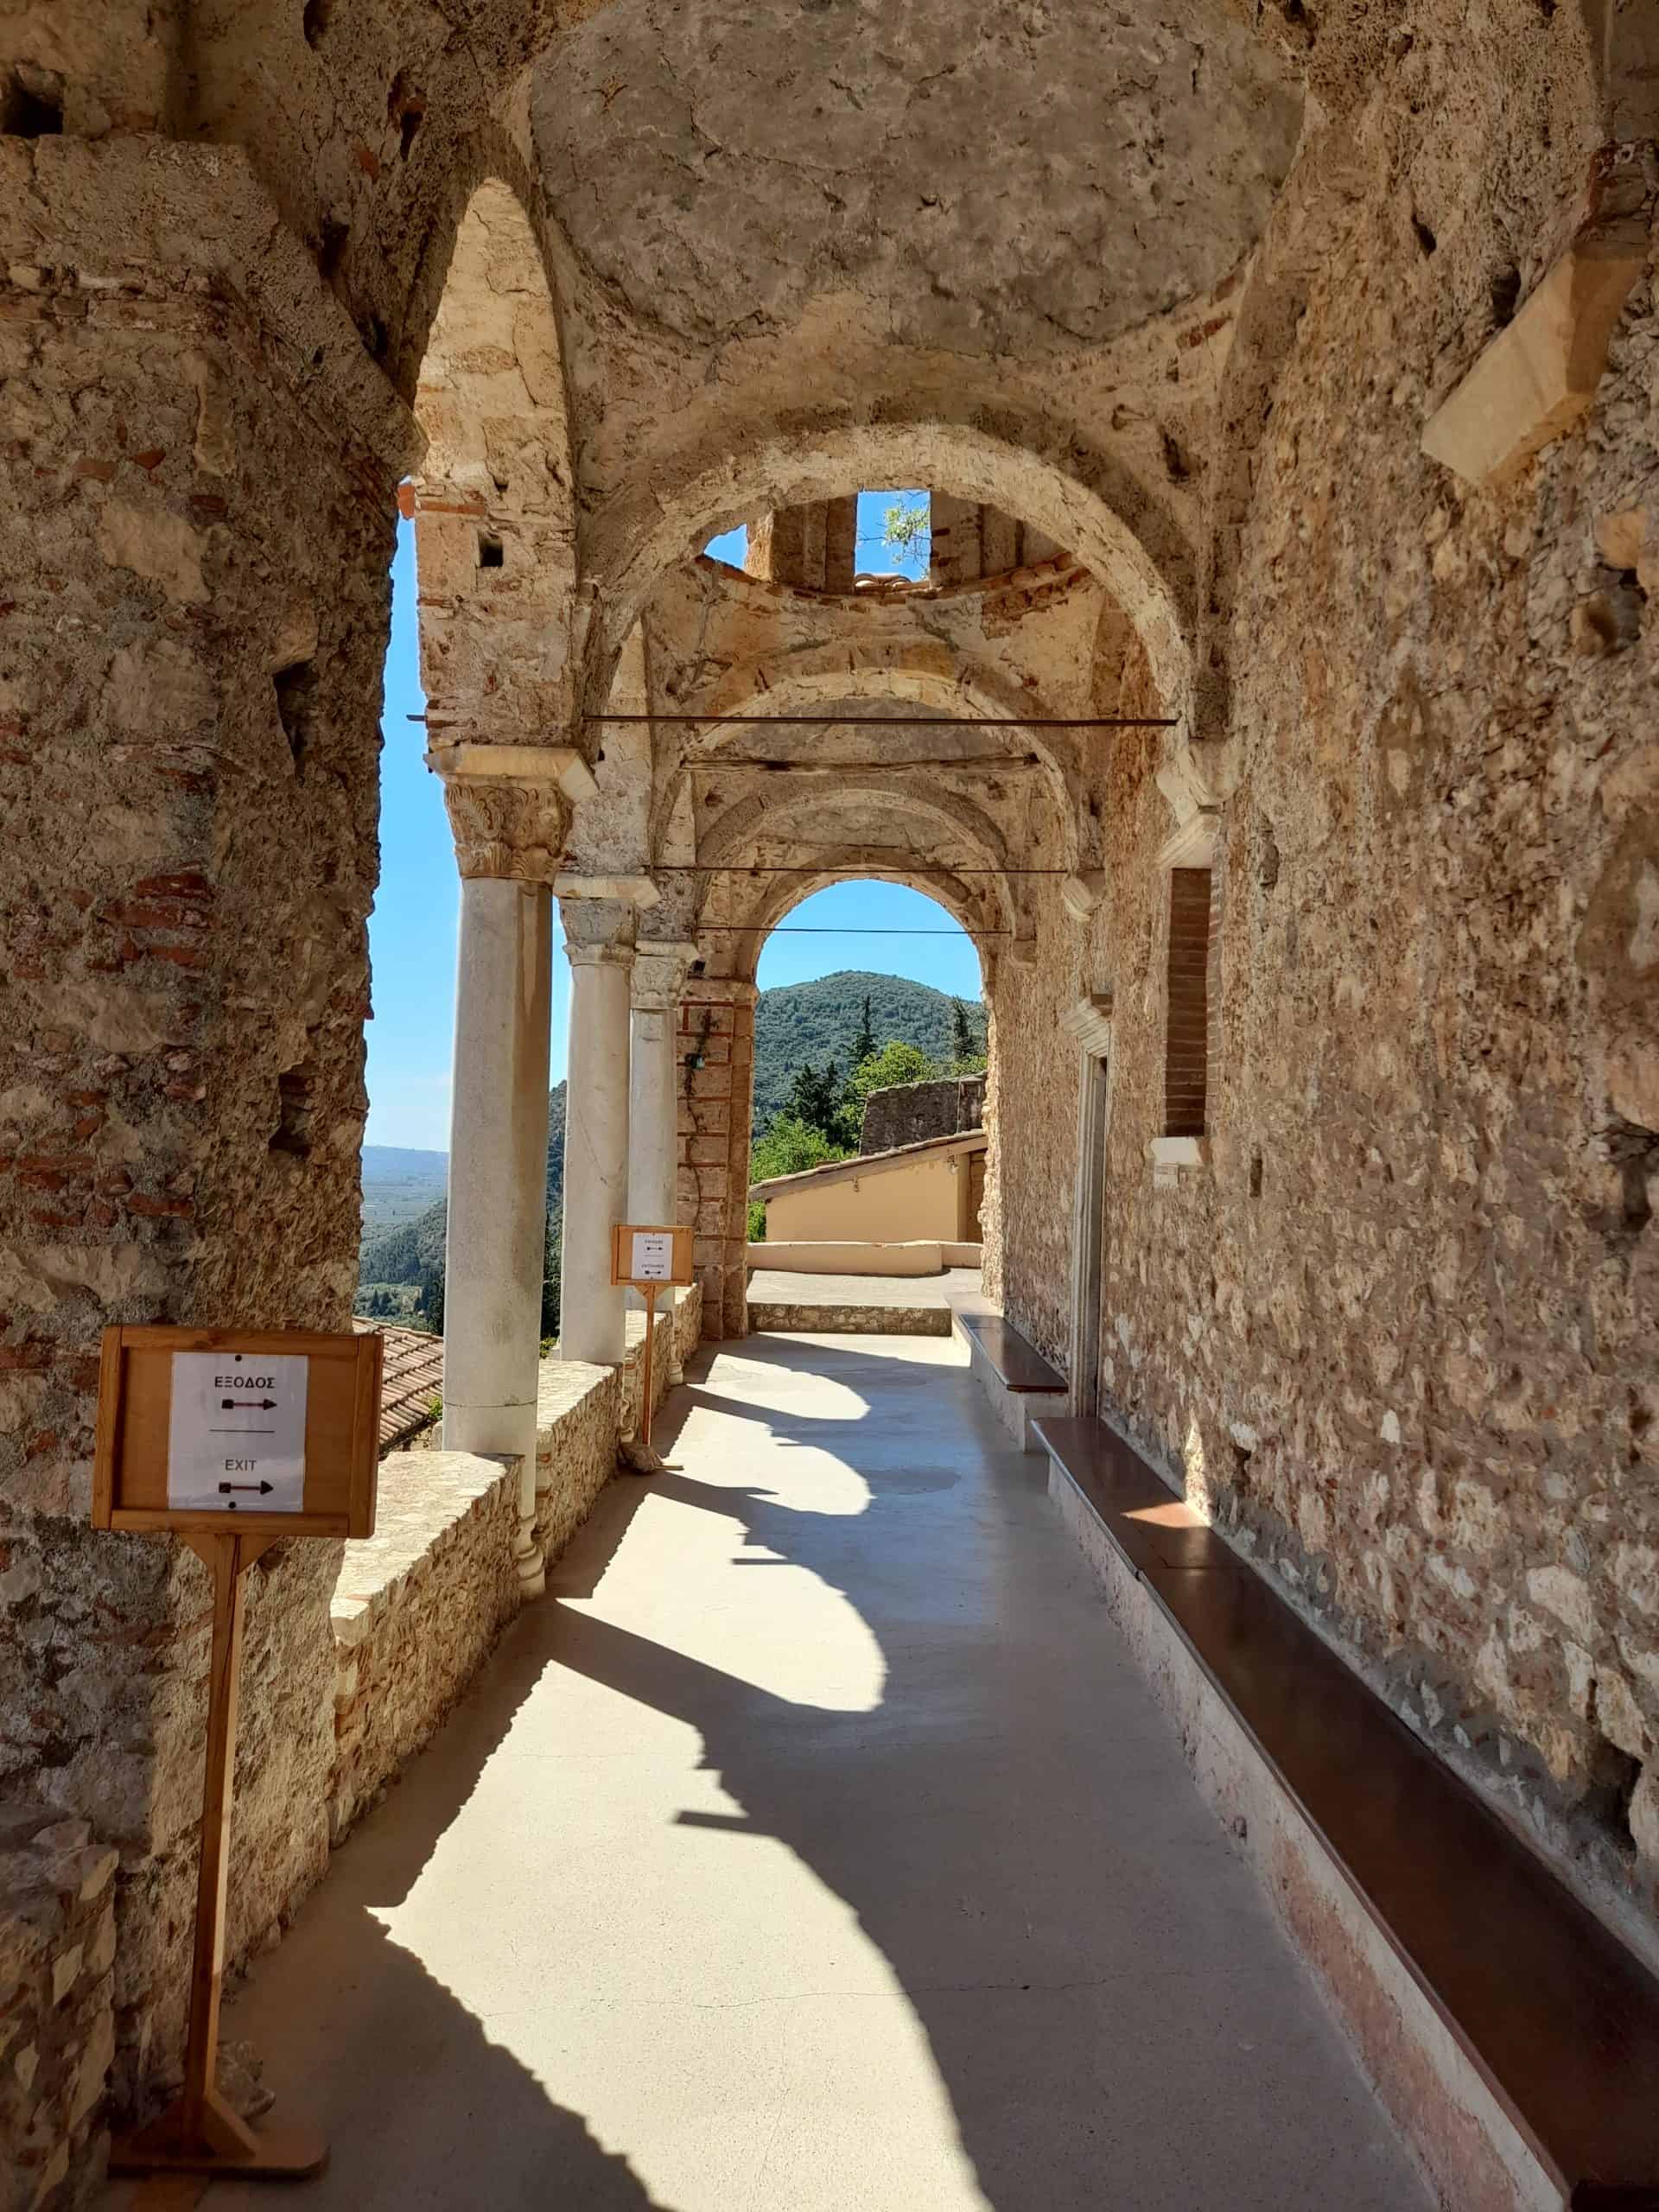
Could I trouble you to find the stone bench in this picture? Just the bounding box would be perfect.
[1033,1414,1659,2212]
[952,1308,1068,1452]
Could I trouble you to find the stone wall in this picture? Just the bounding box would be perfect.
[0,143,412,2106]
[988,90,1659,1953]
[860,1076,985,1156]
[328,1452,520,1845]
[0,1804,118,2211]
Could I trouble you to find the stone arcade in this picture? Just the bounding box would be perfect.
[2,2,1657,2205]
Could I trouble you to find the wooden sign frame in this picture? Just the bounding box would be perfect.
[94,1324,384,2183]
[93,1325,381,1540]
[609,1222,695,1290]
[608,1224,692,1463]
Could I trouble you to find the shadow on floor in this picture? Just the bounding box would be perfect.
[203,1333,1419,2212]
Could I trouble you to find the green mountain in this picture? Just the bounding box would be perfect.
[751,969,983,1133]
[358,971,984,1286]
[359,1083,567,1287]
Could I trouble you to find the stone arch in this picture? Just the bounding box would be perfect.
[706,860,1002,995]
[586,418,1197,734]
[405,162,580,753]
[648,652,1085,876]
[696,779,1020,930]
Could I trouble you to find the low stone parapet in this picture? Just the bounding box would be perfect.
[329,1451,520,1844]
[535,1286,701,1560]
[0,1803,118,2211]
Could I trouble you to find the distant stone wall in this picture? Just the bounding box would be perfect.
[861,1076,985,1155]
[0,1803,118,2210]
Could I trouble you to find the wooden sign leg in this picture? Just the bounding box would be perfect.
[111,1534,327,2180]
[641,1284,657,1459]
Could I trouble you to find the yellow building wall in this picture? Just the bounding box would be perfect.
[762,1151,974,1244]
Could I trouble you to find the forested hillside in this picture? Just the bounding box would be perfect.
[359,1083,567,1289]
[751,970,983,1133]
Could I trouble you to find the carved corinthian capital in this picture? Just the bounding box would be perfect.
[441,777,570,884]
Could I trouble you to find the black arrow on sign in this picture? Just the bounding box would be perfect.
[221,1398,277,1410]
[219,1480,274,1496]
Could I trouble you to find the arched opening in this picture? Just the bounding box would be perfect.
[737,877,993,1314]
[587,421,1196,728]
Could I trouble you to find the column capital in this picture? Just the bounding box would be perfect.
[441,777,570,885]
[562,896,638,963]
[632,939,699,1013]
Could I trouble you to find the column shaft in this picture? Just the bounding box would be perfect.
[443,880,553,1573]
[629,1007,681,1228]
[561,940,633,1363]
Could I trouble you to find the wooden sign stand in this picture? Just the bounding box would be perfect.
[111,1530,327,2178]
[94,1325,381,2182]
[610,1224,694,1463]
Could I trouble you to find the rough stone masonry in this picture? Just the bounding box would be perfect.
[1,0,1656,2194]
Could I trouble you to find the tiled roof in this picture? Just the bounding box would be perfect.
[353,1321,445,1453]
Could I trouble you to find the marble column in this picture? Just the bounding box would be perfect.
[442,875,554,1599]
[629,942,697,1376]
[560,897,638,1365]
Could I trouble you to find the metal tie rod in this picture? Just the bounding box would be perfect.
[582,712,1178,728]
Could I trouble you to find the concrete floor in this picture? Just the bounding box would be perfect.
[200,1334,1427,2211]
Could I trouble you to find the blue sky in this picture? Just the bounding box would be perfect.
[365,493,971,1150]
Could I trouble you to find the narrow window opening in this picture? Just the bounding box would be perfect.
[273,658,319,778]
[2,64,64,137]
[271,1063,316,1160]
[703,524,748,569]
[478,532,505,569]
[1249,1149,1263,1198]
[389,72,425,159]
[858,488,930,582]
[318,219,350,286]
[1163,868,1212,1138]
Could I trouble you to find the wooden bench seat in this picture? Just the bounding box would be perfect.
[1033,1414,1659,2210]
[954,1311,1065,1393]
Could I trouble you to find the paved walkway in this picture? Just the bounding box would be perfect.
[208,1335,1427,2211]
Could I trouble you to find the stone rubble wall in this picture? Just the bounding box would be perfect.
[328,1453,520,1847]
[990,79,1659,1955]
[0,148,410,2107]
[0,1805,118,2212]
[860,1077,985,1156]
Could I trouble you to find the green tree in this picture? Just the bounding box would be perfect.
[785,1058,843,1143]
[854,994,876,1065]
[840,1039,940,1146]
[952,998,975,1058]
[881,492,930,560]
[418,1258,445,1338]
[750,1113,849,1186]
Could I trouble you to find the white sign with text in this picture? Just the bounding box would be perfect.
[629,1230,675,1282]
[166,1351,308,1513]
